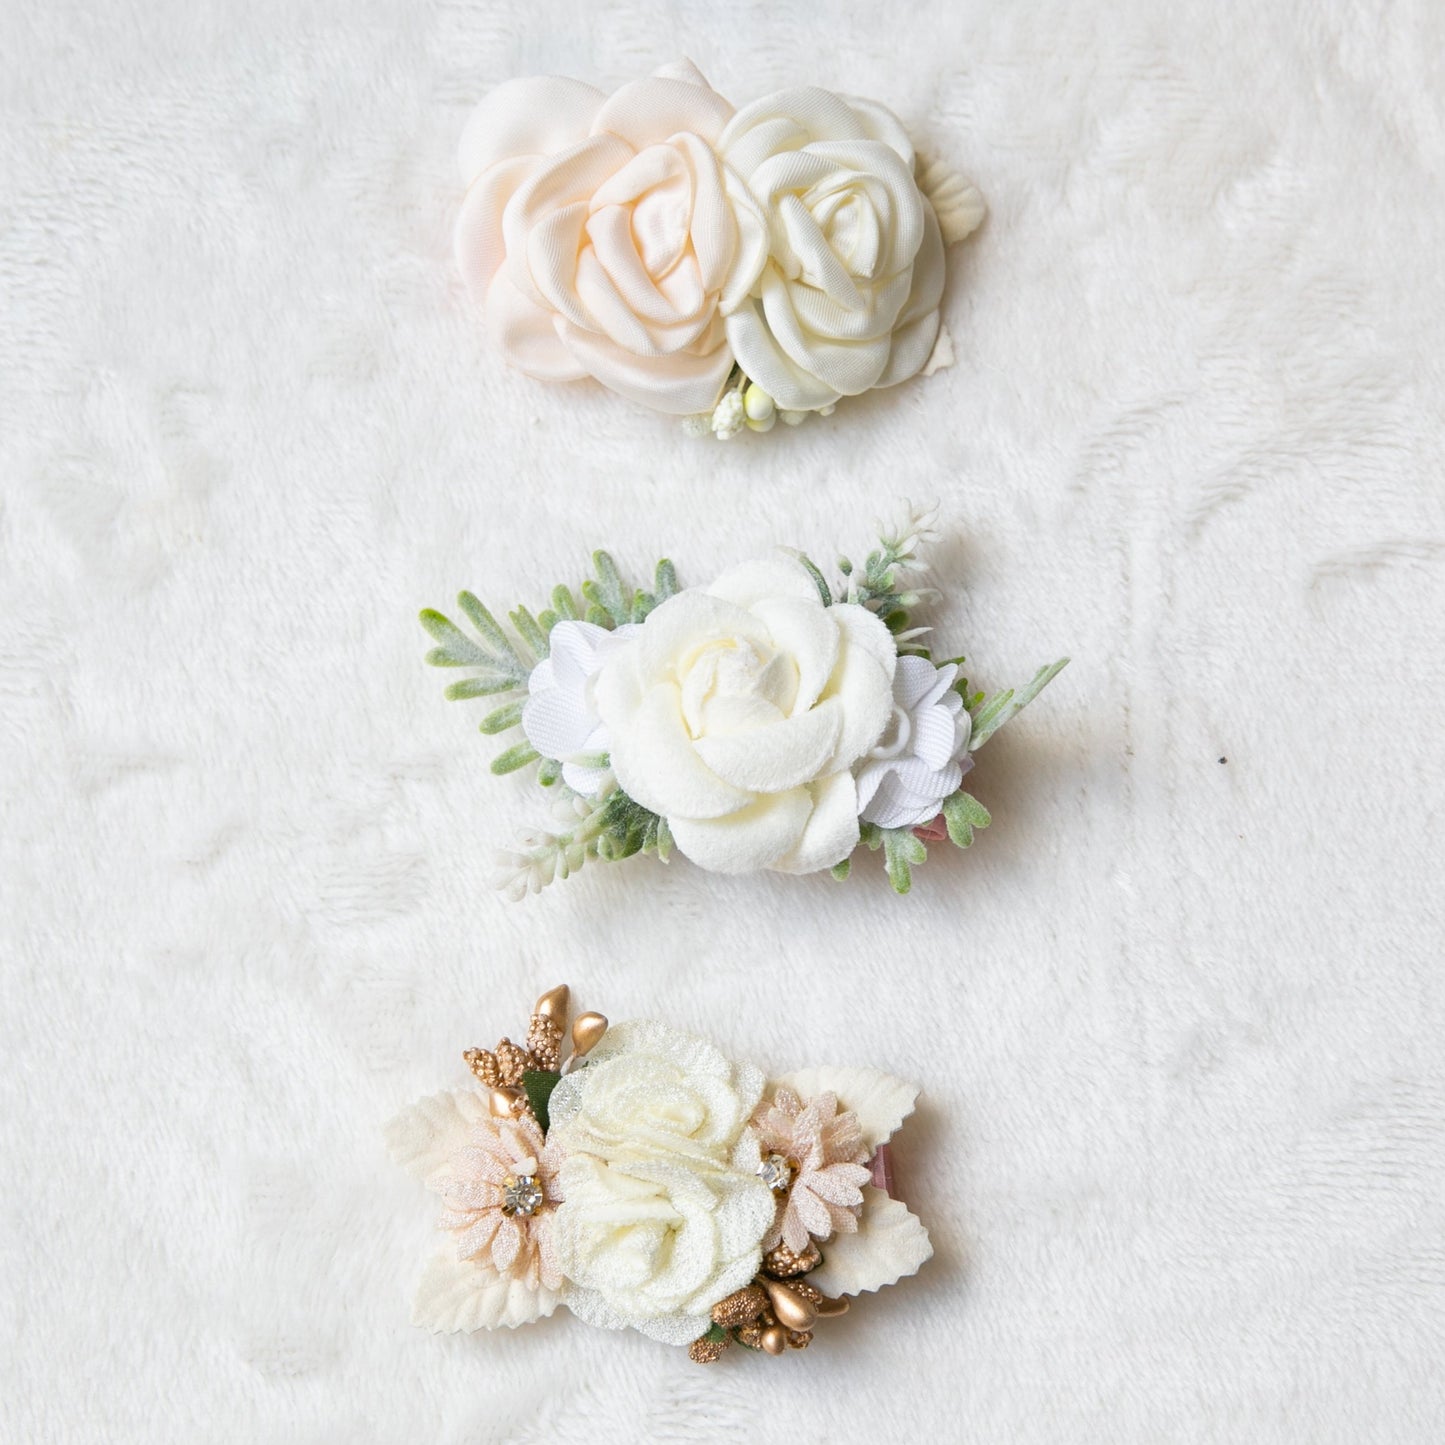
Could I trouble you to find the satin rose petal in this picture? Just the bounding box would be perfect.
[590,75,734,150]
[769,770,862,875]
[556,319,735,413]
[760,269,892,397]
[725,299,843,411]
[666,787,813,873]
[456,154,537,296]
[485,271,586,380]
[457,75,605,185]
[837,93,917,162]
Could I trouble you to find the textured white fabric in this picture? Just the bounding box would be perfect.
[594,554,895,873]
[3,2,1444,1441]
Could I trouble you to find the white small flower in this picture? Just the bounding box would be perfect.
[520,620,639,795]
[855,655,972,828]
[711,389,745,439]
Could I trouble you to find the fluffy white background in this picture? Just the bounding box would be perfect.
[3,1,1443,1440]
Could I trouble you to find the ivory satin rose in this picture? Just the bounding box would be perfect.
[547,1020,775,1344]
[454,60,767,414]
[591,555,897,875]
[716,86,948,411]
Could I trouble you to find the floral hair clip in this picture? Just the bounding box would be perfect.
[455,59,985,437]
[420,503,1067,896]
[386,985,931,1362]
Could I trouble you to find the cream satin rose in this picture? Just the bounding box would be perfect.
[716,87,949,412]
[547,1020,775,1344]
[454,60,767,414]
[591,554,897,874]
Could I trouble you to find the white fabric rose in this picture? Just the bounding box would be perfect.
[547,1020,775,1344]
[455,59,767,414]
[856,656,972,829]
[520,620,639,795]
[717,87,947,411]
[591,554,897,874]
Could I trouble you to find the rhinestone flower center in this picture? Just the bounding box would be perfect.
[757,1153,794,1192]
[502,1174,544,1217]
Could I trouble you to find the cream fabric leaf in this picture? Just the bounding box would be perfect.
[412,1247,563,1333]
[778,1066,919,1150]
[384,1089,492,1181]
[916,156,987,245]
[806,1187,933,1297]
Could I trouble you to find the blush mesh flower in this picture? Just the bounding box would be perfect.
[752,1086,873,1254]
[428,1112,566,1290]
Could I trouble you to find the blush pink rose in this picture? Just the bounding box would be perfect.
[454,59,768,414]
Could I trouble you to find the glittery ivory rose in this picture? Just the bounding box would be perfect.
[590,554,897,874]
[716,87,948,411]
[547,1020,775,1344]
[454,59,767,414]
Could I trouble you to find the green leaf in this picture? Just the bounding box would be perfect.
[478,700,524,735]
[456,592,522,667]
[702,1323,727,1345]
[490,743,540,775]
[418,609,488,667]
[510,606,550,660]
[582,550,630,626]
[536,758,562,787]
[444,675,520,701]
[942,790,991,848]
[881,827,927,894]
[654,558,679,601]
[654,815,673,863]
[551,584,580,622]
[794,551,835,608]
[830,857,851,881]
[521,1070,562,1133]
[969,658,1069,750]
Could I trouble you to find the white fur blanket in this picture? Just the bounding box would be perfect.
[3,1,1442,1440]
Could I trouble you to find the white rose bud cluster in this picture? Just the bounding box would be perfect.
[453,60,983,425]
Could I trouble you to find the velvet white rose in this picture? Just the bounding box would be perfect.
[856,656,973,828]
[547,1020,775,1344]
[591,554,897,874]
[716,87,947,412]
[455,59,767,414]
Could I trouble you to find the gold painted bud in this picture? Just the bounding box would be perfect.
[762,1278,818,1331]
[533,984,570,1021]
[570,1012,608,1058]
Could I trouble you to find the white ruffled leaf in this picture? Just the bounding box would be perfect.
[384,1089,490,1181]
[413,1247,562,1332]
[778,1066,919,1150]
[808,1186,933,1297]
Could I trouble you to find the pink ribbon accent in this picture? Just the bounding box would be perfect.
[869,1142,895,1197]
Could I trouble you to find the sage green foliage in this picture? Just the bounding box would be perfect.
[521,1069,562,1133]
[421,552,680,868]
